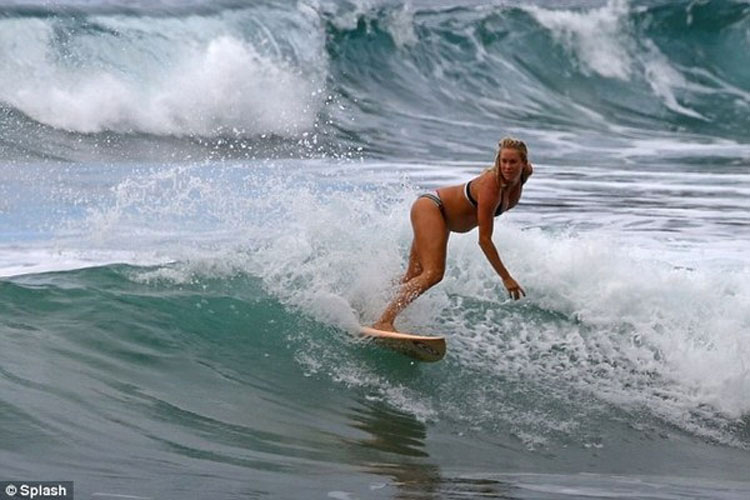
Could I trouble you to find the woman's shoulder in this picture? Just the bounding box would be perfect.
[475,171,502,201]
[472,168,493,183]
[477,168,499,186]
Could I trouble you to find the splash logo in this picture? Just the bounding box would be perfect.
[1,482,73,500]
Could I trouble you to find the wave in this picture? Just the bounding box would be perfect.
[2,248,749,451]
[0,3,324,134]
[1,0,749,161]
[2,159,748,447]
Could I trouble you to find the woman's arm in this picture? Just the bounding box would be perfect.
[476,182,526,300]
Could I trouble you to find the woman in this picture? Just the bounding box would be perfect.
[373,137,533,333]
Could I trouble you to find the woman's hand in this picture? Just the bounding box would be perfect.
[503,276,526,300]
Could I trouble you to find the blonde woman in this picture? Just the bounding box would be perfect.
[373,137,533,332]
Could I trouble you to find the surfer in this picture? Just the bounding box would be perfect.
[373,137,533,333]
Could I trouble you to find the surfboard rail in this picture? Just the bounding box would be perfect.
[359,326,446,362]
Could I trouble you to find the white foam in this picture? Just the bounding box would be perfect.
[527,0,704,119]
[306,0,417,48]
[444,224,750,432]
[527,0,633,80]
[4,160,748,442]
[386,4,419,49]
[0,16,324,136]
[206,167,748,438]
[641,39,705,119]
[0,244,170,278]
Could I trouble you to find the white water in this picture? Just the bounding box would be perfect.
[2,159,747,446]
[0,10,325,136]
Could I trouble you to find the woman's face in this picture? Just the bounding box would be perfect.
[499,148,525,182]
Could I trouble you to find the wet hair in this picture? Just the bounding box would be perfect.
[485,137,531,186]
[495,136,528,165]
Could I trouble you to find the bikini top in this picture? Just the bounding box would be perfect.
[464,170,529,216]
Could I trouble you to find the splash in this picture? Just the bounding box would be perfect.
[0,13,324,136]
[47,160,750,445]
[526,0,705,119]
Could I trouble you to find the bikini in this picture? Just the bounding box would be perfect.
[418,171,529,219]
[464,180,503,216]
[418,192,446,218]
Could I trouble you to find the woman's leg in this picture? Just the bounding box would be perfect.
[400,241,422,284]
[373,198,449,332]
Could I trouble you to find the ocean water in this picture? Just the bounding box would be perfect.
[1,0,750,498]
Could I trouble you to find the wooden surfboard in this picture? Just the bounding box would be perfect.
[359,326,446,362]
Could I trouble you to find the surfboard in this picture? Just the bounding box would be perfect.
[359,326,446,362]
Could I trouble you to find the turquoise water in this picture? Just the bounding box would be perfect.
[1,1,750,498]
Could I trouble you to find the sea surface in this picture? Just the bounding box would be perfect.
[1,0,750,498]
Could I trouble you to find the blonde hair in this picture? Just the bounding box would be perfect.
[484,137,530,185]
[496,136,528,164]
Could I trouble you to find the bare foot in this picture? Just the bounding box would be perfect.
[371,321,397,332]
